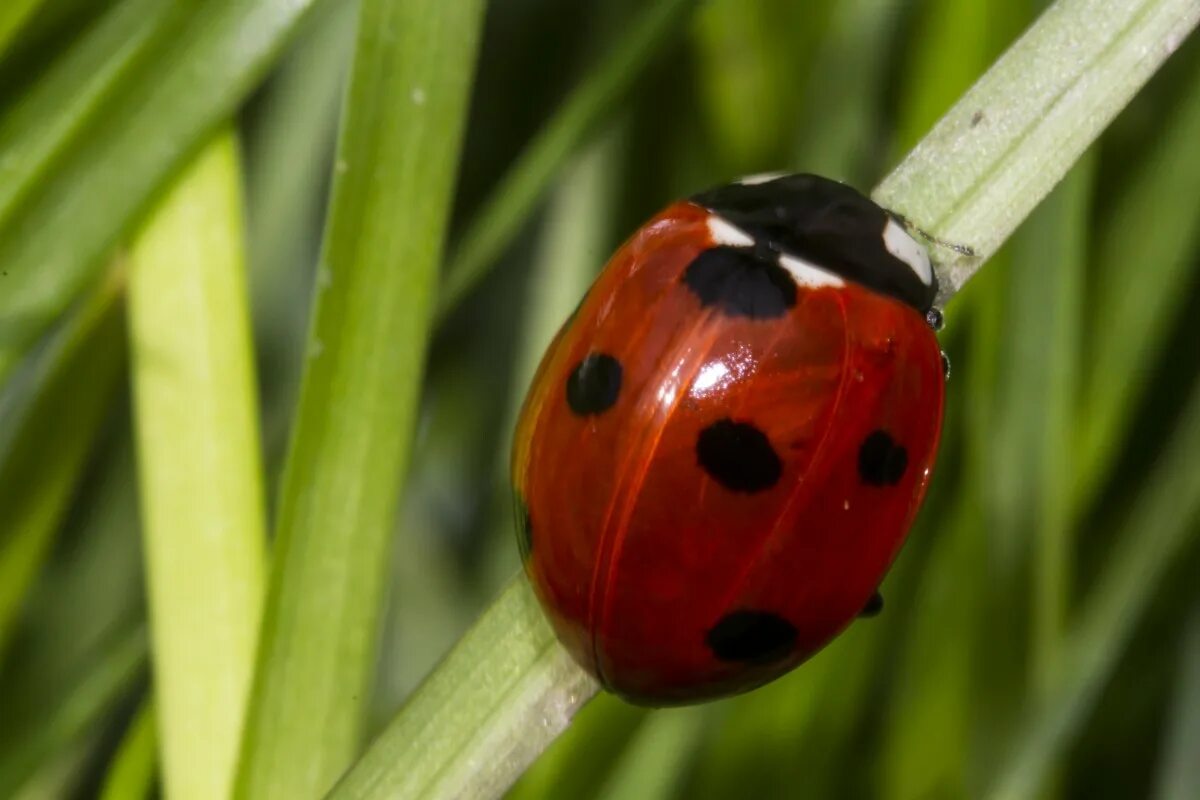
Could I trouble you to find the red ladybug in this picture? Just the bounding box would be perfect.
[512,173,946,705]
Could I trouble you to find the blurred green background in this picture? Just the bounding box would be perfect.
[1,0,1199,797]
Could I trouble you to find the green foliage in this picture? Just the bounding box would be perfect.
[128,130,266,800]
[233,0,487,797]
[1,0,1199,799]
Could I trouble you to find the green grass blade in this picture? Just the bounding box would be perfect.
[983,380,1200,800]
[879,499,982,800]
[1152,603,1200,800]
[691,0,834,172]
[0,440,143,724]
[789,0,903,180]
[0,0,171,230]
[246,0,357,339]
[593,707,705,800]
[233,0,486,796]
[244,0,357,464]
[0,627,147,798]
[0,0,46,63]
[327,577,599,800]
[127,130,265,800]
[0,0,321,387]
[874,0,1200,301]
[99,702,157,800]
[1075,55,1200,508]
[891,1,1015,154]
[506,696,646,800]
[436,0,697,319]
[999,160,1091,692]
[0,266,125,653]
[0,440,146,792]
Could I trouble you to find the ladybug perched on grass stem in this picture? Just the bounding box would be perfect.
[512,174,948,705]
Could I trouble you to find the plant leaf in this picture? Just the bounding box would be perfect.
[0,0,321,387]
[127,129,266,800]
[233,0,486,796]
[0,264,125,653]
[326,577,598,800]
[436,0,697,318]
[874,0,1200,301]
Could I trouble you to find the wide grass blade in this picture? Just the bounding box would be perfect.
[0,0,321,387]
[233,0,486,796]
[127,130,266,800]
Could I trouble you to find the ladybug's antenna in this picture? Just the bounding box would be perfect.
[888,212,976,258]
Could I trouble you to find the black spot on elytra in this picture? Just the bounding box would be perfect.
[706,610,797,662]
[566,353,622,415]
[513,492,533,560]
[859,591,884,618]
[696,419,782,493]
[858,430,907,486]
[683,246,796,319]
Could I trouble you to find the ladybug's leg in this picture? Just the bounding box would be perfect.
[858,591,884,618]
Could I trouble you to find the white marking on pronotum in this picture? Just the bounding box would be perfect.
[706,214,755,247]
[736,171,786,185]
[706,213,844,289]
[778,253,844,289]
[882,217,933,286]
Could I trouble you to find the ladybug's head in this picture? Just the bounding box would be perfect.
[690,173,937,314]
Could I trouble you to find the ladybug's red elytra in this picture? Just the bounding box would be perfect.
[512,173,946,705]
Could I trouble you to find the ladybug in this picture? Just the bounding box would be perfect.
[511,173,946,705]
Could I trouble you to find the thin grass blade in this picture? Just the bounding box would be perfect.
[1152,602,1200,800]
[0,627,147,798]
[234,0,486,796]
[1075,55,1200,508]
[98,702,157,800]
[0,265,125,653]
[437,0,697,318]
[984,379,1200,800]
[326,577,599,800]
[0,0,321,387]
[875,0,1200,300]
